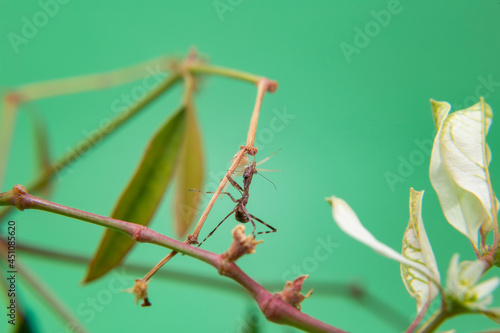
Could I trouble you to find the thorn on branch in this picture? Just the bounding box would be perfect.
[278,275,313,310]
[223,225,263,262]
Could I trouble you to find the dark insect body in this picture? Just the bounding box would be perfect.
[197,161,277,247]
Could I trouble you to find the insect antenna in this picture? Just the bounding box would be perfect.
[257,171,277,190]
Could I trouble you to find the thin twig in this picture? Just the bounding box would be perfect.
[405,298,432,333]
[187,63,278,90]
[245,78,274,148]
[143,76,278,280]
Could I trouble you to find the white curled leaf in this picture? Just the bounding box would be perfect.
[401,188,441,313]
[429,98,498,249]
[326,196,437,284]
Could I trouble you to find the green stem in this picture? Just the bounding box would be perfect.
[416,307,450,333]
[187,63,278,91]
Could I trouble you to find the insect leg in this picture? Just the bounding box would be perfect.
[250,214,277,235]
[241,206,257,236]
[197,209,236,247]
[226,174,244,194]
[188,189,238,203]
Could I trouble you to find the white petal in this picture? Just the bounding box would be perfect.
[445,253,461,296]
[327,196,436,283]
[459,259,487,287]
[470,277,500,300]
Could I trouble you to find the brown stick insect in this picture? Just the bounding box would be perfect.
[194,160,277,247]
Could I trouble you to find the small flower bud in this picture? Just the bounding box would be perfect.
[224,225,263,262]
[278,275,313,310]
[123,279,151,307]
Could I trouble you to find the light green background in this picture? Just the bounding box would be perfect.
[1,1,500,332]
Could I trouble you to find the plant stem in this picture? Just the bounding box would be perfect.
[0,98,18,191]
[190,77,277,241]
[187,63,278,91]
[416,307,450,333]
[141,71,198,282]
[245,78,273,148]
[0,185,346,333]
[406,299,432,333]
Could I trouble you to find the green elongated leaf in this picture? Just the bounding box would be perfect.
[429,98,498,248]
[401,188,440,314]
[84,106,186,283]
[173,103,204,237]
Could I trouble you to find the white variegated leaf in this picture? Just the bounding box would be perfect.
[401,188,441,313]
[429,98,498,248]
[326,196,438,284]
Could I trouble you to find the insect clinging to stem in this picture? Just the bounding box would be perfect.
[195,159,277,247]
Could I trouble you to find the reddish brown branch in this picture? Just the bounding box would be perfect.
[0,185,347,333]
